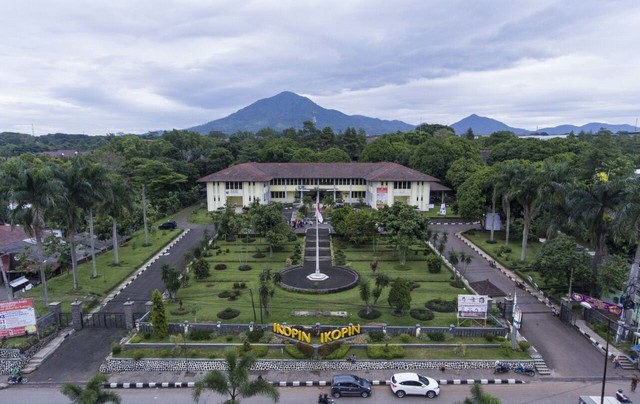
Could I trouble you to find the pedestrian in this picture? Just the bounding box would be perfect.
[632,375,638,392]
[613,355,621,369]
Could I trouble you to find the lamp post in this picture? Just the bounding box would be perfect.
[580,301,610,404]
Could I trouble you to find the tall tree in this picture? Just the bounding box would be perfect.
[80,160,109,278]
[192,348,279,404]
[387,277,412,315]
[3,160,60,306]
[377,203,429,265]
[161,263,182,301]
[150,289,168,338]
[509,160,544,261]
[100,174,134,266]
[258,268,281,318]
[61,373,121,404]
[54,159,93,290]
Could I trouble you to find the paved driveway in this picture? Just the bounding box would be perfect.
[30,207,215,382]
[431,223,607,377]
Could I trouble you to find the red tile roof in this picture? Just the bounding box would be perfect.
[198,162,442,183]
[0,225,29,248]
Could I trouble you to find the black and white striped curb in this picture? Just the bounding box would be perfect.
[103,379,524,389]
[429,221,479,226]
[574,324,609,355]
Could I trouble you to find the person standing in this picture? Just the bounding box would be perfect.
[631,375,638,392]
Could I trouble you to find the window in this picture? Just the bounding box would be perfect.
[270,191,285,199]
[352,191,366,199]
[394,181,410,189]
[225,182,243,190]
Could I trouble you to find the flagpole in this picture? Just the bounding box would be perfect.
[316,191,320,274]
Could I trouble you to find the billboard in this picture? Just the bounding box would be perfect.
[0,298,37,338]
[457,294,488,319]
[376,187,388,208]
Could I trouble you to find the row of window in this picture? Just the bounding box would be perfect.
[269,178,367,186]
[269,191,367,199]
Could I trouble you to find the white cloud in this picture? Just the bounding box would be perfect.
[0,0,639,135]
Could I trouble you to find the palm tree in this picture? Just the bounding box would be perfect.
[61,373,121,404]
[3,161,60,306]
[493,160,519,247]
[192,348,279,404]
[54,159,92,290]
[509,160,544,261]
[258,268,281,318]
[568,174,629,290]
[80,159,109,278]
[100,174,133,266]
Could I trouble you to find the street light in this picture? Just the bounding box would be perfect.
[183,320,189,373]
[580,301,610,404]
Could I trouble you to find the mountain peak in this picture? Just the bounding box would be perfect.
[188,92,414,135]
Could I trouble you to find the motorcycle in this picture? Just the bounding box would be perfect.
[616,389,633,403]
[494,361,511,374]
[318,394,335,404]
[7,373,28,384]
[512,363,535,377]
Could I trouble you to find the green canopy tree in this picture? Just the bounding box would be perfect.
[161,264,182,301]
[3,159,61,306]
[150,289,168,338]
[61,373,121,404]
[387,277,412,315]
[258,268,282,318]
[377,203,429,265]
[100,174,134,266]
[192,348,279,404]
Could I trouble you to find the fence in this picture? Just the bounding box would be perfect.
[136,320,508,339]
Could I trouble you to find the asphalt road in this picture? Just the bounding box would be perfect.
[3,381,638,404]
[431,222,607,378]
[29,207,215,383]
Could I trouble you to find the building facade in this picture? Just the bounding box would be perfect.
[198,162,449,212]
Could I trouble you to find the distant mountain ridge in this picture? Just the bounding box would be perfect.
[188,91,415,135]
[451,114,637,136]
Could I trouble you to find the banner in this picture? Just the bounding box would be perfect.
[376,187,388,208]
[0,298,38,338]
[457,294,488,319]
[571,292,622,316]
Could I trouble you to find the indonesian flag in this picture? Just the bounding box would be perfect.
[315,203,323,223]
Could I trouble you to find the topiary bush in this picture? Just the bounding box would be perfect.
[214,263,227,270]
[426,254,442,273]
[111,344,123,355]
[518,340,531,351]
[253,252,266,258]
[410,308,434,321]
[427,332,446,342]
[217,307,240,320]
[246,329,265,343]
[189,328,213,341]
[238,264,252,271]
[218,291,232,298]
[368,330,386,342]
[357,308,382,320]
[399,333,412,343]
[426,298,457,312]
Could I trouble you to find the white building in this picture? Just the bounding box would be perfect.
[198,162,450,212]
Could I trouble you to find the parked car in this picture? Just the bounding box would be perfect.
[331,374,372,398]
[390,372,439,398]
[158,221,177,230]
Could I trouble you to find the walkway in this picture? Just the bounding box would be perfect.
[430,222,623,379]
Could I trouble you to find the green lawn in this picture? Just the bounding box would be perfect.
[23,222,182,315]
[167,234,468,326]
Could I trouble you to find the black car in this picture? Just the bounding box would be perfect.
[158,221,177,230]
[331,374,372,398]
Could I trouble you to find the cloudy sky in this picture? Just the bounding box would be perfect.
[1,0,639,136]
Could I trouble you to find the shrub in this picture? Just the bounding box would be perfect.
[368,331,386,343]
[226,335,234,342]
[399,333,412,343]
[132,350,145,361]
[518,340,531,351]
[246,329,265,343]
[484,333,495,342]
[143,332,152,340]
[253,252,266,258]
[217,307,240,320]
[394,264,412,271]
[449,279,465,289]
[111,344,123,355]
[192,258,210,280]
[322,344,350,359]
[218,291,232,298]
[357,308,382,320]
[238,264,252,271]
[240,282,246,289]
[318,341,342,357]
[129,335,142,343]
[188,328,213,341]
[233,282,240,289]
[427,332,446,342]
[251,345,269,357]
[426,254,442,273]
[410,308,434,321]
[454,344,466,357]
[214,263,227,270]
[426,298,456,313]
[284,344,307,359]
[367,344,405,359]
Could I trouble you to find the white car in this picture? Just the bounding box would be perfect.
[390,372,440,398]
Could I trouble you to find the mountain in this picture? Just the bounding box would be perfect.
[188,91,415,135]
[451,114,532,136]
[452,114,637,136]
